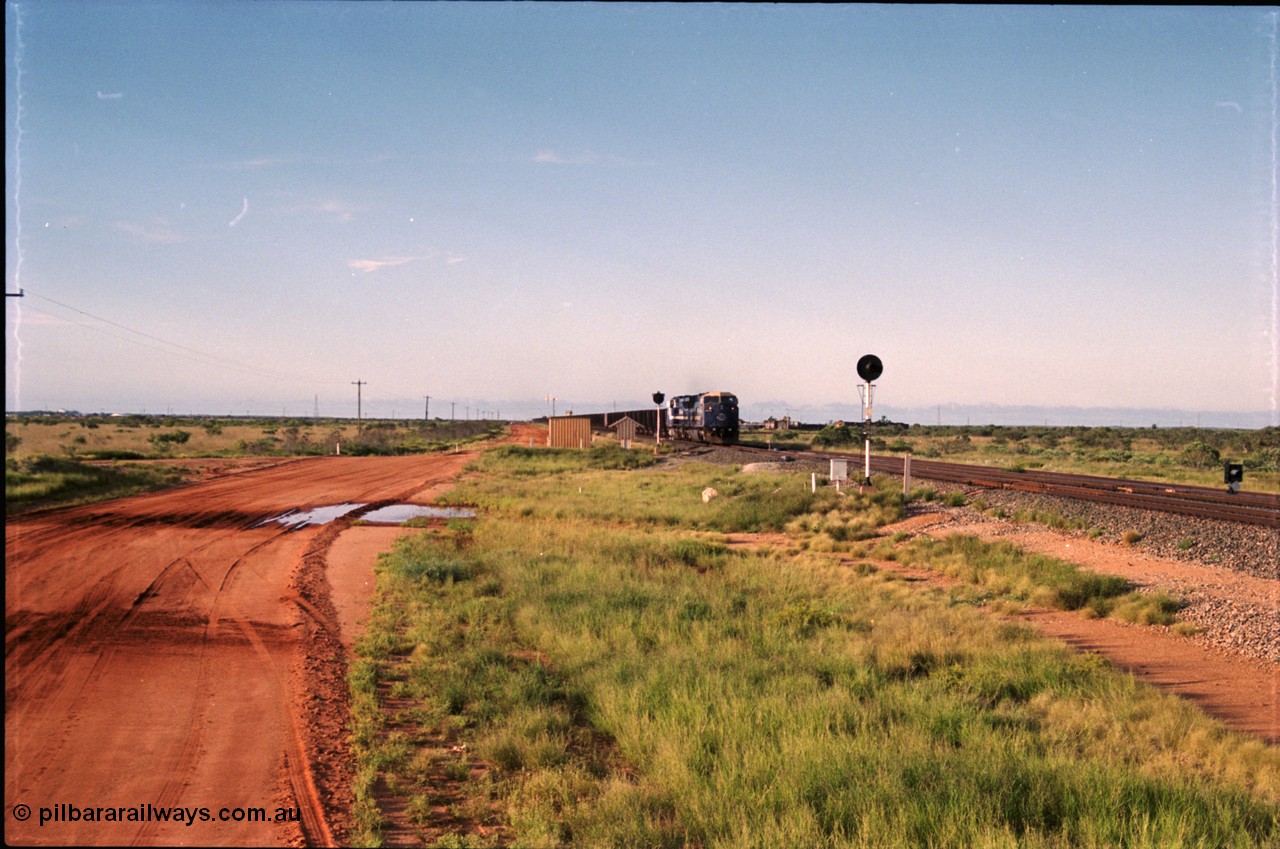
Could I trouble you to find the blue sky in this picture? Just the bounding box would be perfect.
[6,3,1279,426]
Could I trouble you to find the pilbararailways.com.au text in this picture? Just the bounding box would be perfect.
[22,802,301,827]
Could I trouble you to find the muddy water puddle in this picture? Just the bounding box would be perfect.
[257,503,476,529]
[360,504,476,523]
[257,503,366,529]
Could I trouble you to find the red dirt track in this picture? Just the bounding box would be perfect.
[3,430,540,846]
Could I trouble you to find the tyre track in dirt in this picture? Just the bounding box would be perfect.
[877,508,1279,745]
[8,536,286,828]
[4,448,497,846]
[722,505,1277,746]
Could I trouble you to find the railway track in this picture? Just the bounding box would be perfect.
[712,443,1280,529]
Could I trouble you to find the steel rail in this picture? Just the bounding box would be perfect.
[718,443,1280,529]
[878,457,1279,511]
[877,458,1278,527]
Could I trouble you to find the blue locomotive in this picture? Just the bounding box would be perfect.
[666,391,740,443]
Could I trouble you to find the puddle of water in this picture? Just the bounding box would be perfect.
[361,504,477,524]
[256,502,476,529]
[258,502,367,529]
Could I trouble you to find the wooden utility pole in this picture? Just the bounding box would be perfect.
[424,396,430,421]
[352,380,366,430]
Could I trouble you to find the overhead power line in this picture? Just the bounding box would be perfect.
[17,290,349,386]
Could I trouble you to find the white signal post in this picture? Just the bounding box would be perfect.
[859,380,874,484]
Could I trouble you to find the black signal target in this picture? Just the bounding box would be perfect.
[856,354,883,382]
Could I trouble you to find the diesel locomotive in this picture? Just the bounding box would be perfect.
[666,391,740,444]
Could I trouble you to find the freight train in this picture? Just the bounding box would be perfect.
[666,391,740,444]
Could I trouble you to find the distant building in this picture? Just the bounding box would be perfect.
[547,416,593,449]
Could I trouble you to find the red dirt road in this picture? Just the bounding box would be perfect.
[5,446,490,846]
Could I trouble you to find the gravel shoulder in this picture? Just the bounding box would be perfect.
[896,501,1280,666]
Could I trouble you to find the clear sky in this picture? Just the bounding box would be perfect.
[6,3,1279,426]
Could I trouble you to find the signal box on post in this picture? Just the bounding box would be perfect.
[1224,462,1244,494]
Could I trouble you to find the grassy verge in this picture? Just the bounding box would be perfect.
[349,445,1278,847]
[6,415,506,461]
[5,455,189,515]
[860,534,1183,626]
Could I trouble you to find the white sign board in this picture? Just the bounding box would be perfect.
[829,458,848,482]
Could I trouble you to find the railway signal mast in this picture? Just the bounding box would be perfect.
[856,354,883,485]
[652,392,665,446]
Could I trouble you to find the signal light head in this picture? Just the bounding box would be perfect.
[856,354,883,382]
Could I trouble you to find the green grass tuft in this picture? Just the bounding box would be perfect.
[346,445,1279,848]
